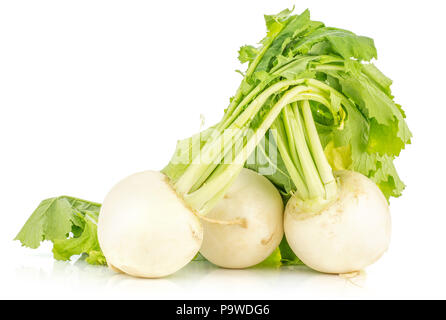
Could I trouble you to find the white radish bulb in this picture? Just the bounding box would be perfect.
[98,170,203,278]
[284,170,391,274]
[199,168,284,269]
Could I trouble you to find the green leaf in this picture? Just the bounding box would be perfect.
[370,155,406,200]
[279,237,303,265]
[263,7,296,39]
[238,45,259,64]
[255,247,282,268]
[15,196,105,265]
[85,250,107,265]
[293,27,377,61]
[15,197,77,248]
[362,63,393,96]
[256,9,312,73]
[332,68,412,156]
[53,217,105,265]
[245,132,295,197]
[324,141,352,171]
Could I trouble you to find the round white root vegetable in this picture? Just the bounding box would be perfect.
[98,170,203,278]
[199,168,284,269]
[284,170,391,274]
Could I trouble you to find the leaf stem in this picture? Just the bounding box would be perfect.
[300,100,337,199]
[183,84,314,214]
[288,102,325,199]
[174,80,304,195]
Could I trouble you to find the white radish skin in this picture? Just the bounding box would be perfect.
[199,168,284,269]
[98,170,203,278]
[284,170,391,274]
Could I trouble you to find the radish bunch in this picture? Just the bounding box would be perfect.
[16,8,410,277]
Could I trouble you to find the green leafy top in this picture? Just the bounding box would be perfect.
[163,8,411,265]
[235,8,411,201]
[15,8,411,268]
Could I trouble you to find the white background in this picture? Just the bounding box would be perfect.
[1,0,445,299]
